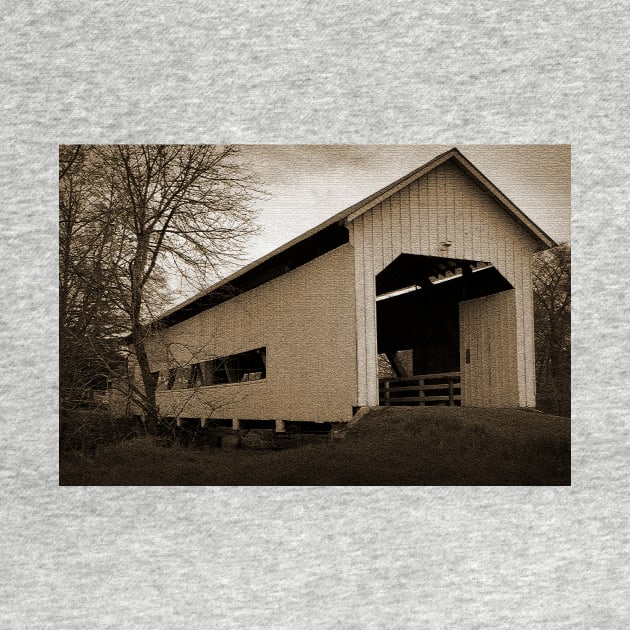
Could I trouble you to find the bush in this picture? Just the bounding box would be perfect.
[60,409,141,456]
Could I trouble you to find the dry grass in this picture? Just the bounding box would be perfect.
[60,407,570,486]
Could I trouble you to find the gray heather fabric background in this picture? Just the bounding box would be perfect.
[1,1,628,628]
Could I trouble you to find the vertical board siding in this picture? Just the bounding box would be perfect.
[520,246,537,406]
[362,210,378,405]
[371,203,384,274]
[351,160,540,408]
[428,172,439,253]
[515,247,527,406]
[400,186,411,253]
[354,215,368,406]
[417,177,430,254]
[459,291,519,407]
[381,198,394,269]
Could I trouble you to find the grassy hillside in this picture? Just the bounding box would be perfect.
[60,407,570,486]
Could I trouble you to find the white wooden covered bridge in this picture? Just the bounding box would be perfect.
[132,148,556,429]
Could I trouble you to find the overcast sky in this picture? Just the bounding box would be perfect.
[235,144,571,266]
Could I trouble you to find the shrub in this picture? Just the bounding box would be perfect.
[60,409,141,456]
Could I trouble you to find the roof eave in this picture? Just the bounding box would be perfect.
[146,147,558,330]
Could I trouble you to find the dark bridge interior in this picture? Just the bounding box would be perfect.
[376,254,513,375]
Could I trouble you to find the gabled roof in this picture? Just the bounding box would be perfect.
[149,147,556,330]
[343,147,557,250]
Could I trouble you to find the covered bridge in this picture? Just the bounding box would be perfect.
[131,148,556,428]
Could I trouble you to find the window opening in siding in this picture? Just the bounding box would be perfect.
[188,363,204,388]
[155,370,172,391]
[158,347,267,390]
[170,366,191,390]
[166,369,176,390]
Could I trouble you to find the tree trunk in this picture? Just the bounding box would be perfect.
[130,230,159,433]
[132,329,159,434]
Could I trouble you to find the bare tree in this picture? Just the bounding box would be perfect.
[59,146,128,408]
[59,145,260,431]
[533,243,571,416]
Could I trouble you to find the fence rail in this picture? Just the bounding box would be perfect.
[379,372,461,407]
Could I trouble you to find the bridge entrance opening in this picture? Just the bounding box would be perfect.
[375,254,512,406]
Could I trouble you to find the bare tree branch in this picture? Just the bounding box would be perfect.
[59,144,263,430]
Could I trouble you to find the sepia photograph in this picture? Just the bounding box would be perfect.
[5,0,629,625]
[59,144,570,485]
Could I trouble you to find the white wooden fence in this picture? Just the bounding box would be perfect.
[379,372,461,406]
